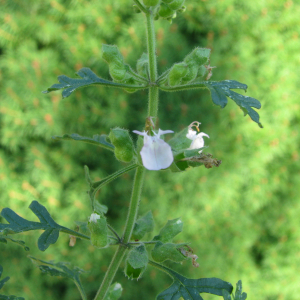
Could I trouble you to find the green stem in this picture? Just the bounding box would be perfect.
[93,168,145,300]
[146,12,159,117]
[93,8,158,300]
[159,82,207,92]
[93,246,127,300]
[123,167,145,242]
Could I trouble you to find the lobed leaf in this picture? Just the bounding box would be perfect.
[43,68,146,98]
[52,133,114,151]
[0,236,29,251]
[152,262,233,300]
[160,80,262,127]
[0,201,89,251]
[204,80,262,127]
[29,256,86,299]
[222,280,247,300]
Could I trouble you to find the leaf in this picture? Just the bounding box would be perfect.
[222,280,247,300]
[104,282,123,300]
[160,80,262,127]
[38,228,59,251]
[52,133,114,151]
[0,265,25,300]
[0,201,89,251]
[151,241,187,263]
[0,266,9,290]
[132,211,155,240]
[168,127,191,153]
[150,261,233,300]
[153,218,183,243]
[29,256,86,299]
[42,67,146,98]
[127,244,148,269]
[204,80,262,127]
[0,235,30,251]
[94,201,108,215]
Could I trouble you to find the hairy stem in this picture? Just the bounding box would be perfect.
[93,246,127,300]
[94,9,158,300]
[146,12,159,117]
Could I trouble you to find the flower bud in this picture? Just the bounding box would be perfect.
[158,3,175,18]
[109,62,127,81]
[133,5,142,13]
[181,65,198,84]
[168,62,188,86]
[142,0,160,6]
[88,213,108,248]
[184,48,211,67]
[102,44,124,65]
[109,128,135,162]
[168,0,185,11]
[136,53,149,79]
[177,5,186,12]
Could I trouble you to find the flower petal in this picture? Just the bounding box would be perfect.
[186,129,197,140]
[189,133,210,151]
[140,138,173,170]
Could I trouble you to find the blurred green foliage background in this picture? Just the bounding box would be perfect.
[1,0,300,299]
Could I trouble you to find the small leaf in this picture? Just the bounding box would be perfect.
[132,211,155,240]
[52,133,114,151]
[127,244,148,269]
[104,282,123,300]
[153,218,183,243]
[29,256,86,299]
[233,280,247,300]
[38,228,59,251]
[151,241,186,263]
[0,236,30,251]
[94,201,108,215]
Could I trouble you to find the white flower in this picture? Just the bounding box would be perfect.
[186,121,209,153]
[133,129,174,171]
[89,213,100,223]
